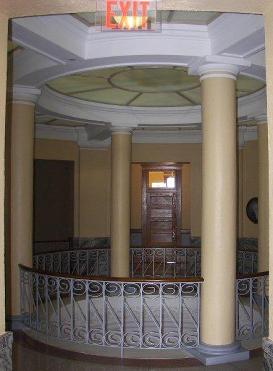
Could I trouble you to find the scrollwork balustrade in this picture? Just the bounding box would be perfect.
[20,265,202,350]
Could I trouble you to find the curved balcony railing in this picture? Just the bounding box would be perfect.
[236,271,269,340]
[20,265,203,351]
[33,246,258,278]
[20,264,268,356]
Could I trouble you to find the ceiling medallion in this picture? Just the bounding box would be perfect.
[95,0,161,32]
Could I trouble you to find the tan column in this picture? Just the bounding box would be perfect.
[257,121,269,272]
[110,128,132,277]
[7,86,40,321]
[200,64,238,347]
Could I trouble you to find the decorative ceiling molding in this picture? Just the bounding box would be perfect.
[35,122,258,149]
[8,85,41,105]
[10,11,267,144]
[37,84,266,127]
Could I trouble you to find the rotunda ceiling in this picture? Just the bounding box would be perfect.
[47,66,265,108]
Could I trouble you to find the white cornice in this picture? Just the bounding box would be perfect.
[189,55,251,77]
[38,85,203,126]
[35,123,258,148]
[38,85,266,128]
[8,85,41,105]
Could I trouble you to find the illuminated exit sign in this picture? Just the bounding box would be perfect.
[96,0,160,32]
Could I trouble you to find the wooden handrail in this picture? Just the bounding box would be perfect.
[19,264,204,283]
[33,245,202,255]
[236,271,269,279]
[33,245,259,256]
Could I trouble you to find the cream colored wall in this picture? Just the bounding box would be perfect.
[35,139,259,240]
[3,0,265,19]
[132,143,201,236]
[131,164,142,230]
[182,163,191,230]
[79,149,111,237]
[238,141,259,238]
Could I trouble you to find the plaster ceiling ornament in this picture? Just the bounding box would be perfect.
[8,11,267,147]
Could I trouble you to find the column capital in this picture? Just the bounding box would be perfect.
[111,124,135,135]
[7,85,41,106]
[189,55,251,81]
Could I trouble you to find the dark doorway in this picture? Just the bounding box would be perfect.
[34,159,74,242]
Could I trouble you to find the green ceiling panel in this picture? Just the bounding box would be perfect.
[237,75,265,94]
[179,87,202,105]
[47,65,265,107]
[48,74,110,94]
[132,92,189,107]
[110,67,200,93]
[72,88,138,105]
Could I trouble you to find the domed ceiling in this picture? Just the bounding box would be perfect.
[47,66,265,108]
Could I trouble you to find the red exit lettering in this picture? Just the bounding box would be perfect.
[106,1,150,30]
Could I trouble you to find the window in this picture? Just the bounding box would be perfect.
[148,170,175,188]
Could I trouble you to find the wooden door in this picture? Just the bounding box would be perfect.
[142,165,181,247]
[34,159,74,242]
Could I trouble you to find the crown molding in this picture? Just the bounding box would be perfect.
[38,84,266,127]
[35,122,258,148]
[7,85,41,105]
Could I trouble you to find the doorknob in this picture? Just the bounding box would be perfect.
[172,230,176,240]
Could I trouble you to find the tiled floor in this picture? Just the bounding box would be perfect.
[12,332,264,371]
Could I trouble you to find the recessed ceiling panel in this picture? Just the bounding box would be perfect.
[73,88,138,105]
[132,92,190,107]
[46,66,265,108]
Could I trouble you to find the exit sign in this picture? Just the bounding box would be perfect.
[96,0,159,32]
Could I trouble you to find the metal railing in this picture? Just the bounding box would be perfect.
[20,265,203,351]
[236,272,269,340]
[34,249,110,277]
[34,247,258,278]
[236,250,258,275]
[131,247,201,278]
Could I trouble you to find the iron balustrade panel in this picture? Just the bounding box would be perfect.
[33,249,110,277]
[20,266,201,350]
[130,247,201,278]
[236,251,258,275]
[33,247,257,278]
[236,274,269,340]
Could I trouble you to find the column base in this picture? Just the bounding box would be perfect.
[263,338,273,370]
[188,341,249,366]
[6,315,25,331]
[0,332,13,371]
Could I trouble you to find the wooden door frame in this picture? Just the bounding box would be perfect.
[141,163,182,247]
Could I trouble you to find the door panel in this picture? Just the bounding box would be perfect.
[142,166,181,247]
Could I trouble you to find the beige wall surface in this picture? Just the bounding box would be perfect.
[238,141,259,238]
[4,0,265,18]
[79,149,111,238]
[131,163,142,230]
[182,163,191,230]
[34,139,259,239]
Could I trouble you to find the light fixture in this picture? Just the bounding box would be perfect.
[114,15,147,29]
